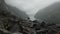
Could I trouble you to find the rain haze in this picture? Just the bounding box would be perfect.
[5,0,60,20]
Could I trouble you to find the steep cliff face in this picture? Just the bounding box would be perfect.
[35,2,60,24]
[6,5,29,19]
[0,0,29,19]
[0,0,8,10]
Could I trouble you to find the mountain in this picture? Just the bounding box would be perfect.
[35,2,60,24]
[0,0,29,19]
[0,0,60,34]
[7,5,29,19]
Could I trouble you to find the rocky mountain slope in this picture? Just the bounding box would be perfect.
[0,0,60,34]
[35,2,60,24]
[0,0,29,19]
[7,5,29,19]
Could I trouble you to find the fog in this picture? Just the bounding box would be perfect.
[4,0,60,20]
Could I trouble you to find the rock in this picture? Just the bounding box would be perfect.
[0,0,60,34]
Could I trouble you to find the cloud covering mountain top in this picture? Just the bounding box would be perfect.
[4,0,60,20]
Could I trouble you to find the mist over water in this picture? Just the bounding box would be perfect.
[4,0,60,20]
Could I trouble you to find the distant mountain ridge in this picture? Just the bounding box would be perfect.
[0,0,29,19]
[7,5,29,19]
[35,2,60,24]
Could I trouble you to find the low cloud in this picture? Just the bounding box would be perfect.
[5,0,60,20]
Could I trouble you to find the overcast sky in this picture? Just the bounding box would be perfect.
[5,0,60,20]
